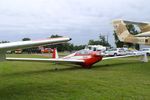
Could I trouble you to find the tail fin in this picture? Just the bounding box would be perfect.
[112,19,136,42]
[52,48,59,59]
[112,19,148,44]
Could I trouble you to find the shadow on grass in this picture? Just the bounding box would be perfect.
[0,82,68,100]
[2,66,83,77]
[93,61,142,69]
[2,61,143,78]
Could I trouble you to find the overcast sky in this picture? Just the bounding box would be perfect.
[0,0,150,46]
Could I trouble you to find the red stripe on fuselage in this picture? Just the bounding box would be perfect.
[82,55,103,68]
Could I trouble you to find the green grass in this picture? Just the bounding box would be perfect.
[0,54,150,100]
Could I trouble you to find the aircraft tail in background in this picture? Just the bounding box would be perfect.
[112,19,150,45]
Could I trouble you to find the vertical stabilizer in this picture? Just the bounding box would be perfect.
[112,19,147,44]
[52,48,59,59]
[112,19,135,42]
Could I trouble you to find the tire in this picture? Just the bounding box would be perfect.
[114,53,117,56]
[147,53,150,56]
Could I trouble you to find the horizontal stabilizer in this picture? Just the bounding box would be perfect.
[102,55,134,60]
[6,57,84,63]
[135,32,150,37]
[124,20,149,26]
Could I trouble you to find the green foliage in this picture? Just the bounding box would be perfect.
[19,34,86,52]
[22,38,31,41]
[73,45,86,51]
[0,54,150,100]
[113,31,124,47]
[88,35,110,47]
[0,41,10,44]
[88,40,100,45]
[50,34,62,38]
[21,38,40,53]
[47,34,85,51]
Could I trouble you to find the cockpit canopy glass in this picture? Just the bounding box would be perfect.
[76,49,92,55]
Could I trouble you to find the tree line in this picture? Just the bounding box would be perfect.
[48,34,111,51]
[3,34,110,53]
[21,35,86,53]
[1,23,138,53]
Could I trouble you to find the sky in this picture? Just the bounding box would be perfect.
[0,0,150,46]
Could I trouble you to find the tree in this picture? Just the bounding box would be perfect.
[46,34,86,51]
[22,38,31,41]
[22,38,32,53]
[50,34,62,38]
[99,35,110,46]
[88,34,111,47]
[0,41,9,44]
[88,40,100,45]
[47,34,64,51]
[73,45,86,51]
[113,31,124,47]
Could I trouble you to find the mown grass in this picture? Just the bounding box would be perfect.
[0,54,149,100]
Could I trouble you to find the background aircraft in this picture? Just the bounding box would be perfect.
[112,19,150,45]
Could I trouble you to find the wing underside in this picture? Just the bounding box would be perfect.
[124,20,150,33]
[102,55,136,60]
[124,20,149,26]
[6,57,84,64]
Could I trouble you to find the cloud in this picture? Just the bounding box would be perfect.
[0,0,150,46]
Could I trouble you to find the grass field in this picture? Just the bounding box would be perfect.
[0,54,150,100]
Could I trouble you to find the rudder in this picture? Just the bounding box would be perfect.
[52,48,59,59]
